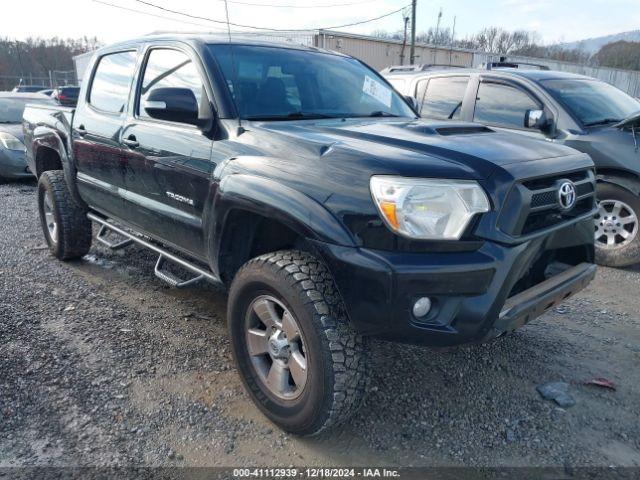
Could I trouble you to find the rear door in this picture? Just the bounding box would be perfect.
[119,45,214,259]
[471,78,547,139]
[73,50,138,220]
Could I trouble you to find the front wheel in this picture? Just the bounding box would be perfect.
[594,183,640,267]
[227,250,368,436]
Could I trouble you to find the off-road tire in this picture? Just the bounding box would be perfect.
[228,250,368,436]
[37,170,92,260]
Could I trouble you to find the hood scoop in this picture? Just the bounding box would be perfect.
[403,123,493,137]
[435,126,493,136]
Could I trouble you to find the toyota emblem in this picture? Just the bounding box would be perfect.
[558,181,577,210]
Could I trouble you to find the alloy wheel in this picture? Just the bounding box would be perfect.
[595,199,638,249]
[43,190,58,244]
[245,295,308,400]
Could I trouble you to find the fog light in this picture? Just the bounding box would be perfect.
[412,297,432,318]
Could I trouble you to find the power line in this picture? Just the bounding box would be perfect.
[131,0,409,32]
[92,0,226,30]
[216,0,381,8]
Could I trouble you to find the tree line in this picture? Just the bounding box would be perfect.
[371,27,640,71]
[0,37,101,87]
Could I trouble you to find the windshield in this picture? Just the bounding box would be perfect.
[541,78,640,126]
[208,45,415,120]
[0,97,53,123]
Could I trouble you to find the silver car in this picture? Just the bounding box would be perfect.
[0,93,55,181]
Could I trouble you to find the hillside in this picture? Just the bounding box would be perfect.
[560,30,640,54]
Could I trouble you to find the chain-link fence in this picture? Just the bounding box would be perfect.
[0,70,76,92]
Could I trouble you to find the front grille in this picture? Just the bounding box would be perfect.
[499,169,596,237]
[530,190,557,208]
[530,182,594,209]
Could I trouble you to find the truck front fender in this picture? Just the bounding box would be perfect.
[597,171,640,196]
[209,174,357,272]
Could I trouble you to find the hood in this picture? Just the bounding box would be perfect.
[615,111,640,130]
[255,119,580,178]
[0,123,25,144]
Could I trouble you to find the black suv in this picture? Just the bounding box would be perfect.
[24,35,596,435]
[385,68,640,267]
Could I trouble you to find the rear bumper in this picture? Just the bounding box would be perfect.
[312,215,595,346]
[0,150,32,179]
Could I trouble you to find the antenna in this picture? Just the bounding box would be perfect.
[223,0,244,133]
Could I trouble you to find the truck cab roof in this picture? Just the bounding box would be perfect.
[98,32,344,57]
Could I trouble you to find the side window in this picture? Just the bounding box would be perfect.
[89,51,137,113]
[138,49,204,120]
[474,82,540,129]
[421,77,468,120]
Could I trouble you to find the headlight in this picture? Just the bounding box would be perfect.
[370,176,490,240]
[0,132,25,151]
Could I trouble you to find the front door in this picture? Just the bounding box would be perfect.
[472,79,548,140]
[119,47,214,260]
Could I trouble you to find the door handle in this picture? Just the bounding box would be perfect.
[77,125,87,137]
[123,135,139,149]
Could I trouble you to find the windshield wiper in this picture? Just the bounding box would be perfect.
[583,118,622,127]
[368,111,399,117]
[245,112,338,121]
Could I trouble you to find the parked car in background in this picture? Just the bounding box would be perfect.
[38,89,54,96]
[0,93,55,181]
[51,86,80,107]
[384,67,640,267]
[12,85,49,93]
[23,35,596,435]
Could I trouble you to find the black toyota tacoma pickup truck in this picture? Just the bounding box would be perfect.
[23,35,597,435]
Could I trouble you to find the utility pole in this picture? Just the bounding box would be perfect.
[449,15,456,66]
[409,0,417,65]
[433,8,442,64]
[400,8,410,65]
[14,41,25,83]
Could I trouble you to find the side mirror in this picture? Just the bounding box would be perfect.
[405,95,419,114]
[525,109,548,130]
[143,87,202,125]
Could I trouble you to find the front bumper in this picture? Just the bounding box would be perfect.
[0,149,32,179]
[312,215,595,347]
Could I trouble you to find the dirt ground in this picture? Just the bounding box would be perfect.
[1,179,640,469]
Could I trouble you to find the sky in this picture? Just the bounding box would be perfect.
[1,0,639,45]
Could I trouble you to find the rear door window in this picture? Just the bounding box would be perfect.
[89,51,137,114]
[420,76,469,120]
[474,81,540,129]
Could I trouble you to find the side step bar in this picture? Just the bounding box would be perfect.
[87,213,221,288]
[96,224,134,250]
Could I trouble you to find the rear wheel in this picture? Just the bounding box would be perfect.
[594,183,640,267]
[227,250,367,436]
[37,170,92,260]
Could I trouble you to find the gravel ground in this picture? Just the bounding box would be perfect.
[1,179,640,469]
